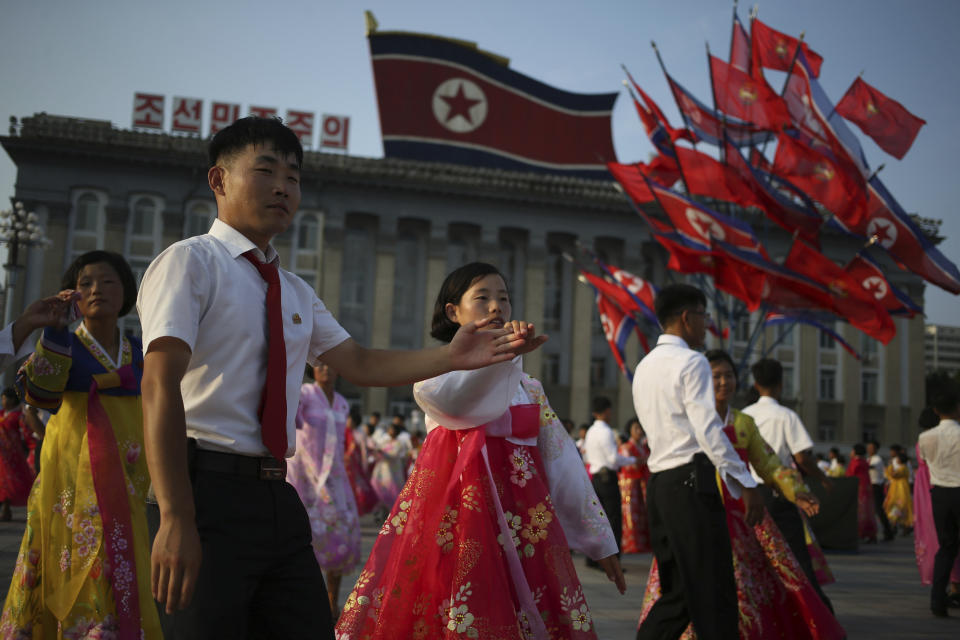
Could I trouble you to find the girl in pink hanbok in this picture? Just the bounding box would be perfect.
[287,363,361,615]
[337,262,624,640]
[343,408,378,517]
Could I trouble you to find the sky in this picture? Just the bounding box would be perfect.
[2,0,958,324]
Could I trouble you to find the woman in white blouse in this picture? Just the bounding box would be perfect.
[336,263,625,640]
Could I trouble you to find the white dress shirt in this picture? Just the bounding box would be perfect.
[137,218,351,457]
[0,322,36,370]
[918,419,960,488]
[868,454,886,486]
[632,334,756,497]
[741,395,814,483]
[583,419,635,473]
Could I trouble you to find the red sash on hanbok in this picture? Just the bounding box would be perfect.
[86,365,141,640]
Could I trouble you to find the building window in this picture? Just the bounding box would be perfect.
[184,202,214,238]
[819,324,836,350]
[340,221,375,345]
[776,322,795,347]
[818,420,836,442]
[446,224,478,271]
[75,193,101,233]
[544,250,564,333]
[861,335,879,366]
[590,357,607,388]
[862,371,879,404]
[298,213,319,251]
[130,197,155,238]
[862,422,878,444]
[499,230,526,320]
[543,354,561,385]
[733,315,751,343]
[782,365,795,399]
[391,222,427,350]
[69,190,106,261]
[819,368,836,400]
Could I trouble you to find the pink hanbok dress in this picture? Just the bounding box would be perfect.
[914,442,960,584]
[287,385,360,574]
[336,358,617,639]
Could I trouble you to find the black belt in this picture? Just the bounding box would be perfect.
[193,448,287,481]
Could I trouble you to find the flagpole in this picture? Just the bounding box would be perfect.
[651,40,700,161]
[759,319,799,359]
[756,31,807,159]
[728,0,739,64]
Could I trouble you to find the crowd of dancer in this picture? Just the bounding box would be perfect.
[0,116,957,639]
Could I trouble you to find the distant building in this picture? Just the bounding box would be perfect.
[925,324,960,376]
[0,113,930,445]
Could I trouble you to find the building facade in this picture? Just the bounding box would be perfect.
[1,113,930,445]
[925,324,960,376]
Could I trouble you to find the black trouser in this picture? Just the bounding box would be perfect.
[637,456,738,640]
[872,483,894,538]
[931,486,960,611]
[588,467,622,565]
[147,454,334,639]
[759,485,834,612]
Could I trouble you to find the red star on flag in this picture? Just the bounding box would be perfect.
[440,83,481,124]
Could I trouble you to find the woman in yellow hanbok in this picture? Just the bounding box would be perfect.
[884,452,914,532]
[0,251,161,639]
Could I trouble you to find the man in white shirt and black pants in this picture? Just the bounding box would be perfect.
[633,284,763,640]
[742,358,834,611]
[583,396,635,568]
[918,381,960,617]
[867,439,896,541]
[138,117,538,639]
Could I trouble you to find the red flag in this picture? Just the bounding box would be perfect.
[730,15,751,72]
[710,55,791,130]
[750,18,823,78]
[773,132,867,227]
[652,232,760,309]
[595,292,641,378]
[843,253,920,318]
[783,239,895,344]
[581,271,648,325]
[749,147,774,172]
[624,69,696,145]
[723,139,822,243]
[608,162,655,204]
[675,146,764,210]
[607,265,657,316]
[835,77,926,160]
[647,179,766,255]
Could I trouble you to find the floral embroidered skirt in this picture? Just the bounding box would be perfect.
[639,503,845,640]
[336,426,598,639]
[618,474,650,554]
[0,393,161,639]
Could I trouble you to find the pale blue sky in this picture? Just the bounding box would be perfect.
[2,0,957,323]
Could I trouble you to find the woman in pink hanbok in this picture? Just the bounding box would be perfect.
[287,363,361,615]
[369,421,411,511]
[337,263,624,640]
[343,408,378,517]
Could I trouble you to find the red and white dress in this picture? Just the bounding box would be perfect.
[335,358,617,639]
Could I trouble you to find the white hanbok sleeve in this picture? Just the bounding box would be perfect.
[413,357,522,430]
[522,376,618,561]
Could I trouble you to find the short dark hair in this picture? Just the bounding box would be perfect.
[208,116,303,169]
[1,387,19,404]
[624,417,640,431]
[348,407,361,426]
[430,262,506,343]
[592,396,612,415]
[897,451,908,464]
[654,283,706,327]
[853,443,866,456]
[61,251,137,317]
[751,358,783,389]
[369,411,380,420]
[705,349,737,376]
[867,439,880,449]
[931,380,960,416]
[918,407,939,430]
[890,444,903,455]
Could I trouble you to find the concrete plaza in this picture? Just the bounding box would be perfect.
[1,507,957,638]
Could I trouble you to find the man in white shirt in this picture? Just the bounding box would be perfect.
[138,117,542,639]
[582,396,635,568]
[742,358,834,610]
[633,284,762,640]
[918,382,960,617]
[867,439,896,540]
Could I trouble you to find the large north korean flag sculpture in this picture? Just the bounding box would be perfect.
[368,26,618,179]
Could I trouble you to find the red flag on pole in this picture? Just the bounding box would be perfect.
[783,238,895,344]
[594,291,640,379]
[710,55,791,129]
[729,15,751,72]
[835,77,926,160]
[675,146,764,210]
[843,253,920,318]
[750,18,823,78]
[773,132,867,227]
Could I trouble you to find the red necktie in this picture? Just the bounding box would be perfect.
[243,251,288,460]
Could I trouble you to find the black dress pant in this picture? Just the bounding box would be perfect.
[637,457,738,640]
[147,467,334,639]
[931,485,960,611]
[759,485,834,612]
[590,468,622,563]
[872,483,894,538]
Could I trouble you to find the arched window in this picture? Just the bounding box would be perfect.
[298,213,319,251]
[131,197,155,237]
[184,202,214,238]
[75,193,100,232]
[68,190,106,263]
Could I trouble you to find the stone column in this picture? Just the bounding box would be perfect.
[568,234,595,427]
[523,230,546,379]
[479,224,499,266]
[422,220,449,348]
[365,217,398,415]
[840,323,860,442]
[797,324,819,433]
[319,210,344,316]
[882,319,903,444]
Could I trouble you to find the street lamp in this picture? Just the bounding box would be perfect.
[0,199,52,327]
